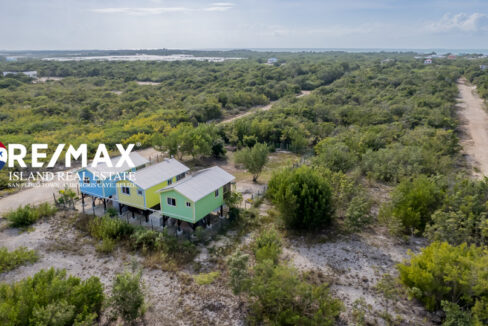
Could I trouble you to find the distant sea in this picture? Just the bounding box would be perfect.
[210,48,488,55]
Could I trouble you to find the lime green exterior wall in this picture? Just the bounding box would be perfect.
[160,190,195,223]
[145,179,171,208]
[195,186,224,221]
[117,176,178,210]
[116,180,145,209]
[160,185,224,223]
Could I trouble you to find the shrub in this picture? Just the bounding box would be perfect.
[110,269,145,324]
[268,166,334,230]
[107,207,118,217]
[389,175,443,234]
[88,215,135,241]
[155,229,198,265]
[95,237,116,254]
[5,203,57,228]
[227,250,250,295]
[344,193,372,232]
[0,268,104,325]
[253,228,282,263]
[130,228,159,251]
[249,260,343,325]
[397,241,488,324]
[425,177,488,246]
[314,139,358,173]
[0,247,38,273]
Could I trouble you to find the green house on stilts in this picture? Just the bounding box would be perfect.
[158,166,235,226]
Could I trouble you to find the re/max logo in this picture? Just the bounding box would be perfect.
[2,143,135,168]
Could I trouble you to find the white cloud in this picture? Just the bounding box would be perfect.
[427,13,488,33]
[92,3,235,15]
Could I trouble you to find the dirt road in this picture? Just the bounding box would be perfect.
[219,90,312,125]
[457,78,488,177]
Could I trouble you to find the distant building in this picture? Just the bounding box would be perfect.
[5,57,17,62]
[2,71,38,78]
[447,55,457,60]
[481,65,488,71]
[267,57,278,65]
[424,59,432,65]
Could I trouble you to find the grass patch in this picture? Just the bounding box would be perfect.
[193,271,220,285]
[0,246,39,273]
[5,203,57,228]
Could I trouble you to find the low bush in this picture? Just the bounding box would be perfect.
[253,227,282,263]
[344,193,372,232]
[0,268,104,325]
[5,203,57,228]
[249,260,343,325]
[156,230,198,265]
[110,269,145,324]
[388,175,444,234]
[88,215,135,241]
[268,166,334,230]
[397,242,488,325]
[0,247,38,273]
[425,177,488,246]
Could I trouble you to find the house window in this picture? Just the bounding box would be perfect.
[96,180,101,184]
[121,186,130,195]
[167,179,173,185]
[137,190,143,196]
[176,173,185,181]
[215,189,219,197]
[186,202,191,207]
[167,197,176,206]
[83,177,90,184]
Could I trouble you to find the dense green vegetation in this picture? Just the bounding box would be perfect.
[268,166,334,230]
[0,247,38,274]
[229,228,343,325]
[109,269,146,324]
[5,203,57,228]
[0,268,104,325]
[398,242,488,325]
[2,51,488,324]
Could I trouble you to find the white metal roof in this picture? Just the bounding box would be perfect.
[159,166,235,202]
[85,152,149,179]
[131,158,190,190]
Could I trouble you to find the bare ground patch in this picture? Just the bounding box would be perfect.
[284,231,432,325]
[0,214,245,326]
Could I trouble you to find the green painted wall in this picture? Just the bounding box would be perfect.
[195,186,224,221]
[116,180,145,209]
[160,190,195,223]
[117,176,178,210]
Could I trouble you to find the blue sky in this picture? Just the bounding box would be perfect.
[1,0,488,50]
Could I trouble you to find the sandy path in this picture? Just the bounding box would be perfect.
[457,78,488,177]
[219,90,312,125]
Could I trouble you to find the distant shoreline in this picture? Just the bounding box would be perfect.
[2,48,488,56]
